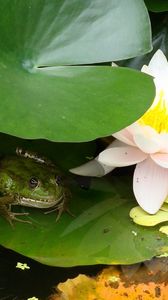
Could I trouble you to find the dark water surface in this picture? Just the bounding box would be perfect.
[0,245,103,300]
[0,246,168,299]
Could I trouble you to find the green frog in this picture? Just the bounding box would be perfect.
[0,148,68,225]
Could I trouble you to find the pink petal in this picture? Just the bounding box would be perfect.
[159,133,168,152]
[112,128,136,146]
[69,159,115,177]
[107,139,127,149]
[151,153,168,168]
[98,146,147,167]
[69,139,125,177]
[133,157,168,214]
[133,126,161,153]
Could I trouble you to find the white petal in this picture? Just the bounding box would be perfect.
[107,139,126,149]
[111,62,118,67]
[133,125,161,153]
[148,49,168,78]
[69,139,125,177]
[127,123,155,137]
[112,128,136,146]
[98,146,147,167]
[133,157,168,214]
[145,50,168,97]
[141,50,168,101]
[151,153,168,168]
[159,133,168,152]
[141,65,153,76]
[69,159,114,177]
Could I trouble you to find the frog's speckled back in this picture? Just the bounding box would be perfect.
[0,155,65,208]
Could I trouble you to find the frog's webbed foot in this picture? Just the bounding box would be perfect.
[44,197,66,221]
[8,211,31,226]
[44,190,74,222]
[0,204,31,227]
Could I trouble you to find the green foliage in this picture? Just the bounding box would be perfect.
[145,0,168,12]
[0,176,167,267]
[0,0,153,142]
[0,1,166,268]
[0,137,167,267]
[118,12,168,70]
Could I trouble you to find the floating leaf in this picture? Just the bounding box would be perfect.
[130,206,168,227]
[0,168,167,266]
[118,13,168,70]
[0,0,153,142]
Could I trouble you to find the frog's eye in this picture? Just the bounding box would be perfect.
[55,175,62,186]
[29,177,39,188]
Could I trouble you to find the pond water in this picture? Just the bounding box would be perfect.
[0,245,168,300]
[0,246,102,300]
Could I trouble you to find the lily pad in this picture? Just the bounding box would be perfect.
[0,140,167,267]
[118,13,168,70]
[130,206,168,227]
[0,0,153,142]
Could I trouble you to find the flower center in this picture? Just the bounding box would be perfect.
[138,90,168,133]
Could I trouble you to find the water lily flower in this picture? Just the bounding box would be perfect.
[70,50,168,215]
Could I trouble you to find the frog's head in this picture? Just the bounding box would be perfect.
[0,156,65,208]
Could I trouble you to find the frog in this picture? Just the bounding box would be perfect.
[0,148,69,225]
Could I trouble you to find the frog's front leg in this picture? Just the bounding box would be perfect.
[0,196,30,226]
[44,188,74,221]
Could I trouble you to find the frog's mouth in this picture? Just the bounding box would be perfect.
[19,195,63,209]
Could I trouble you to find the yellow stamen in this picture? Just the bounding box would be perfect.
[138,91,168,133]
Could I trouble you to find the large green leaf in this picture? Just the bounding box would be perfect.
[145,0,168,12]
[0,61,155,141]
[1,0,151,64]
[117,14,168,70]
[1,177,167,267]
[0,0,153,142]
[0,136,167,267]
